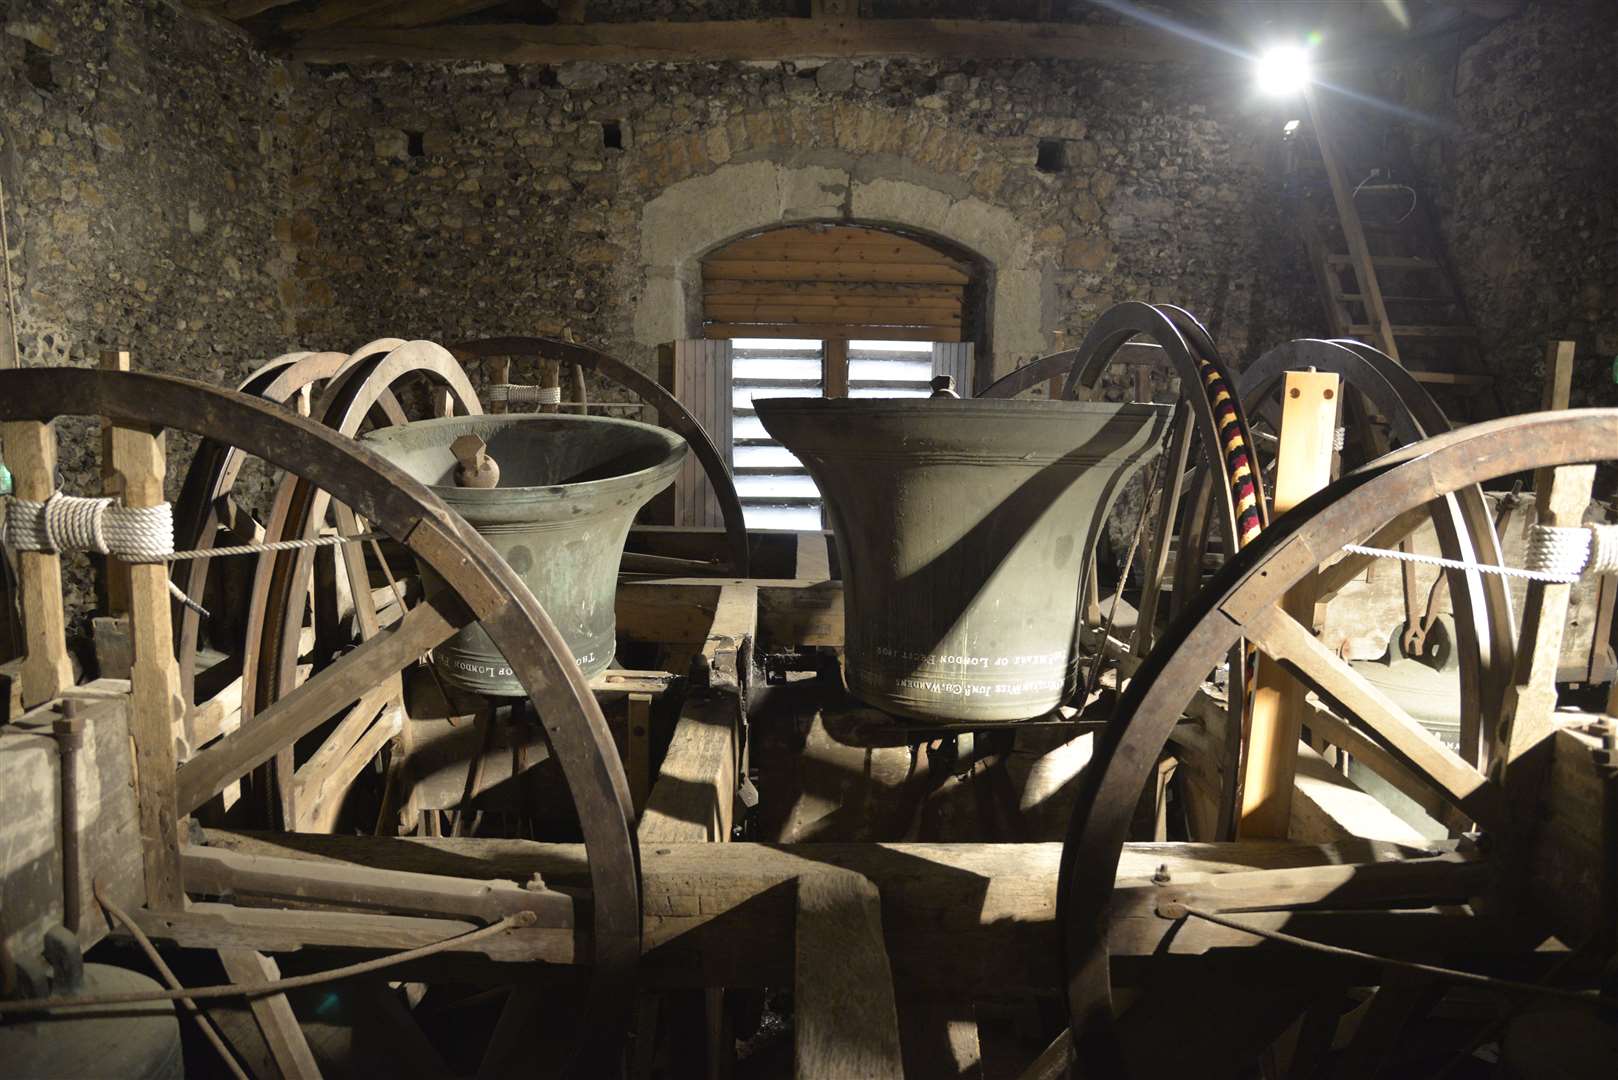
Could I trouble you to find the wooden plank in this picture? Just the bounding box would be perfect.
[1244,605,1507,833]
[198,832,1439,982]
[292,18,1204,65]
[702,259,969,285]
[2,421,75,707]
[280,0,400,31]
[706,303,961,325]
[350,0,508,28]
[705,279,962,301]
[795,532,832,582]
[637,694,740,844]
[626,692,653,817]
[795,871,904,1079]
[1239,370,1340,838]
[711,231,966,267]
[176,592,468,814]
[217,948,323,1080]
[110,406,185,909]
[701,583,758,692]
[291,678,399,831]
[99,350,131,617]
[181,844,574,925]
[707,322,963,343]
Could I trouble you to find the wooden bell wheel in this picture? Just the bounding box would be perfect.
[236,340,483,830]
[1057,407,1618,1077]
[448,335,752,578]
[0,366,640,1073]
[169,348,402,712]
[984,302,1270,837]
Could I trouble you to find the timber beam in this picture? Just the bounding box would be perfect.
[177,831,1485,994]
[289,18,1207,66]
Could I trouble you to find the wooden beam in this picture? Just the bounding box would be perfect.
[637,694,740,843]
[111,402,186,909]
[1244,604,1507,833]
[98,351,131,617]
[2,421,75,707]
[176,592,468,814]
[795,871,904,1079]
[348,0,508,29]
[217,948,323,1080]
[698,583,756,691]
[292,18,1203,65]
[706,322,964,343]
[1239,369,1339,838]
[192,831,1449,991]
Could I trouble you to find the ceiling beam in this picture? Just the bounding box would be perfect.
[290,17,1209,65]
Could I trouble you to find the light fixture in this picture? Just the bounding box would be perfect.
[1254,45,1313,97]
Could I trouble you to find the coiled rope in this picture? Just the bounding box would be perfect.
[3,492,379,617]
[1342,522,1618,585]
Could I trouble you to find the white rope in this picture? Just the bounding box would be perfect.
[1342,522,1618,585]
[5,493,174,559]
[4,492,383,619]
[1333,426,1346,453]
[535,385,561,405]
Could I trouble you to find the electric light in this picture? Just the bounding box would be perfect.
[1255,45,1313,97]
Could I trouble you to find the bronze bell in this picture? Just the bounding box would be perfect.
[362,414,687,696]
[756,397,1170,722]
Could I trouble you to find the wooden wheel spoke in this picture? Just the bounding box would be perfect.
[1240,603,1506,832]
[1313,504,1429,604]
[178,589,473,815]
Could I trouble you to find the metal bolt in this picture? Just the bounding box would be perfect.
[1152,864,1171,885]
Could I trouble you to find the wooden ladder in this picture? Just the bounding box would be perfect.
[1285,92,1502,424]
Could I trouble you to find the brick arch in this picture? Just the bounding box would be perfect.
[623,105,1060,374]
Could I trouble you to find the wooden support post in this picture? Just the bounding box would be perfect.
[488,357,510,415]
[217,948,323,1080]
[99,350,131,616]
[537,357,561,414]
[1497,342,1585,778]
[570,362,589,415]
[1,420,75,706]
[795,531,832,583]
[1239,369,1340,838]
[627,691,652,817]
[795,871,904,1079]
[823,338,849,399]
[111,401,186,908]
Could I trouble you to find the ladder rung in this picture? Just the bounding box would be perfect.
[1408,370,1495,387]
[1348,324,1478,339]
[1337,293,1453,304]
[1327,254,1439,270]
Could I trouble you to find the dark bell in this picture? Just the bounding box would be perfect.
[756,397,1170,723]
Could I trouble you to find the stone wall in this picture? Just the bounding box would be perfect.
[1,0,295,623]
[292,54,1319,394]
[1398,1,1618,413]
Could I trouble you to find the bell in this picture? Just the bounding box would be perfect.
[756,398,1170,722]
[362,414,687,696]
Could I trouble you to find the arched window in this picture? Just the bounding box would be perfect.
[700,223,983,529]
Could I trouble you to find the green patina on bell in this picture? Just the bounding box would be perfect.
[362,414,687,696]
[757,397,1170,723]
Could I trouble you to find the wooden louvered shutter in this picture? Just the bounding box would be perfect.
[658,339,733,528]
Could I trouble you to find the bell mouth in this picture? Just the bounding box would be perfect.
[361,414,688,521]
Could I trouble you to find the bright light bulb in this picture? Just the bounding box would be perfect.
[1255,46,1312,97]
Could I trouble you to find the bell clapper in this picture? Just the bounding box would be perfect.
[451,433,501,488]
